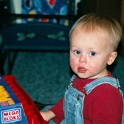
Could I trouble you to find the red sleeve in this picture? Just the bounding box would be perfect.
[50,98,64,123]
[84,84,123,124]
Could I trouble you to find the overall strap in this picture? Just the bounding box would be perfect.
[84,76,121,95]
[70,74,77,83]
[67,74,77,89]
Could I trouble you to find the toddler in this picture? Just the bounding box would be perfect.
[41,13,123,124]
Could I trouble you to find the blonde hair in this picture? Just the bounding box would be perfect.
[69,13,122,50]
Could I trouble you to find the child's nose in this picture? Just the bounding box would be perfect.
[79,55,87,63]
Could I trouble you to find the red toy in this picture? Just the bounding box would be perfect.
[0,75,48,124]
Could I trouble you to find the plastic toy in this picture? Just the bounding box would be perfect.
[0,75,48,124]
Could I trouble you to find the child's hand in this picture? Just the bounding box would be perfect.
[40,110,56,121]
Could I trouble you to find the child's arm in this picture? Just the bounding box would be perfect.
[40,110,56,121]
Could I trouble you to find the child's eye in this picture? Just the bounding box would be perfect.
[74,50,80,55]
[90,51,96,56]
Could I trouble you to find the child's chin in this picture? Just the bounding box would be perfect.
[77,74,89,79]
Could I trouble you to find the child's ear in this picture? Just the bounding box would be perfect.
[107,52,117,65]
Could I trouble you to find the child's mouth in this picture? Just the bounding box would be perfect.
[78,67,87,73]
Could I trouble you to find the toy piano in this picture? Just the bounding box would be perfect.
[0,75,48,124]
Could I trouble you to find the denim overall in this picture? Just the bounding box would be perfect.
[63,75,124,124]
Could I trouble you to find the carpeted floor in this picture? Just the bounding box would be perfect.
[4,51,71,104]
[3,51,124,105]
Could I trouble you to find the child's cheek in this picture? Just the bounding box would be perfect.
[70,58,77,69]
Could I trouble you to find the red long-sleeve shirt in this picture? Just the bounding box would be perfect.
[50,73,123,124]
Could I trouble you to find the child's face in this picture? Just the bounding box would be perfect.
[70,29,117,79]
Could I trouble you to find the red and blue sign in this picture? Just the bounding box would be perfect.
[1,108,22,123]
